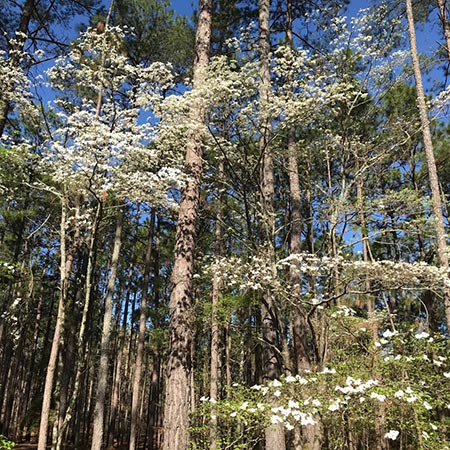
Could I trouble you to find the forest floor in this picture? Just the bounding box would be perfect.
[15,445,134,450]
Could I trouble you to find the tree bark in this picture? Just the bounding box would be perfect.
[259,0,286,449]
[37,194,72,450]
[146,219,163,450]
[286,0,310,376]
[209,161,224,450]
[437,0,450,61]
[406,0,450,328]
[108,245,136,448]
[55,201,102,450]
[129,211,155,450]
[91,209,124,450]
[162,1,212,449]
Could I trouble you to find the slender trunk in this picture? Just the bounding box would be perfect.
[286,0,309,375]
[162,1,212,449]
[210,162,224,450]
[129,211,155,450]
[109,249,135,447]
[325,148,341,300]
[19,290,44,437]
[225,322,232,392]
[356,175,376,327]
[406,0,450,328]
[437,0,450,61]
[122,290,138,441]
[55,202,102,450]
[259,0,285,448]
[91,210,124,450]
[148,227,163,450]
[285,4,321,448]
[37,194,72,450]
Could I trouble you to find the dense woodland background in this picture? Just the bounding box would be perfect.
[3,0,450,449]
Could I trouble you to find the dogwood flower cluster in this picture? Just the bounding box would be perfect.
[195,323,450,447]
[41,26,183,206]
[0,37,39,133]
[204,251,450,301]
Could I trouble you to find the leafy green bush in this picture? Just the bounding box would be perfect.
[191,306,450,449]
[0,435,15,450]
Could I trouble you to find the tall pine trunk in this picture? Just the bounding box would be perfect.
[90,210,124,450]
[286,0,310,377]
[437,0,450,61]
[37,193,72,450]
[285,3,322,449]
[55,201,102,450]
[162,1,212,449]
[129,210,155,450]
[406,0,450,328]
[259,1,286,449]
[209,161,224,450]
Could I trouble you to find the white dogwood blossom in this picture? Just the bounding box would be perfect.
[42,26,183,206]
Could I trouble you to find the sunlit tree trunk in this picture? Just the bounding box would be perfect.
[285,4,322,448]
[437,0,450,61]
[225,322,232,391]
[406,0,450,328]
[162,1,212,449]
[146,220,163,450]
[286,0,309,377]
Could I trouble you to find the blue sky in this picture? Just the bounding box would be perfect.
[167,1,439,59]
[170,0,195,18]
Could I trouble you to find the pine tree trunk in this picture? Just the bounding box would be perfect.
[162,1,212,449]
[286,0,310,376]
[91,210,124,450]
[406,0,450,328]
[147,220,163,450]
[437,0,450,61]
[285,3,322,448]
[55,202,102,450]
[259,0,286,448]
[108,251,135,448]
[225,322,232,392]
[130,211,155,450]
[209,161,224,450]
[37,194,72,450]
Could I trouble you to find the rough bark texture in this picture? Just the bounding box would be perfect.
[162,1,212,449]
[288,130,311,373]
[286,4,321,448]
[286,0,310,376]
[90,210,124,450]
[406,0,450,328]
[259,0,286,449]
